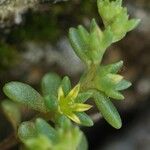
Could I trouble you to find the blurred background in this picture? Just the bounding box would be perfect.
[0,0,150,149]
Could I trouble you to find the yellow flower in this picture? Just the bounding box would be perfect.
[57,84,92,124]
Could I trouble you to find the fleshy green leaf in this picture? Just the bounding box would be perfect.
[97,0,140,42]
[100,60,123,74]
[35,118,57,142]
[41,72,61,96]
[76,91,93,103]
[106,74,123,84]
[55,126,82,150]
[89,19,113,64]
[56,115,72,130]
[77,25,89,44]
[18,121,37,141]
[115,79,132,91]
[1,100,21,130]
[77,132,88,150]
[107,90,124,100]
[44,95,58,111]
[89,19,103,63]
[61,76,71,96]
[3,82,47,113]
[97,0,123,26]
[101,27,113,50]
[24,134,51,150]
[69,19,113,65]
[69,27,90,65]
[76,112,93,127]
[94,92,122,129]
[95,66,125,100]
[126,19,141,31]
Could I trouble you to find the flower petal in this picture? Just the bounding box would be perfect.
[72,103,92,112]
[66,84,80,101]
[67,113,81,124]
[58,86,65,101]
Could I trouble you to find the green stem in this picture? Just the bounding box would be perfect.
[80,63,99,92]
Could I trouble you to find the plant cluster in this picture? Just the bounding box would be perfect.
[1,0,139,149]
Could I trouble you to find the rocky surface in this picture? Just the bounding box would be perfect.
[0,0,66,27]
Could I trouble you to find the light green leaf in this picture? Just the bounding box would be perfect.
[35,118,57,142]
[107,90,124,100]
[76,91,93,103]
[69,28,90,65]
[1,100,21,130]
[106,74,123,84]
[101,27,113,50]
[89,19,103,63]
[44,95,58,111]
[41,72,61,96]
[97,0,140,42]
[3,82,47,113]
[61,76,71,96]
[78,25,89,44]
[76,112,93,127]
[56,115,71,130]
[126,19,141,31]
[116,79,132,91]
[25,135,52,150]
[100,60,123,73]
[77,132,88,150]
[94,92,122,129]
[95,65,125,100]
[18,121,37,142]
[54,126,82,150]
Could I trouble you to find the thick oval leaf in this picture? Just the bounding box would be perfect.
[61,76,71,96]
[76,91,93,103]
[3,82,47,113]
[78,25,89,44]
[25,135,51,150]
[100,60,123,74]
[76,112,93,127]
[97,0,140,42]
[69,28,91,65]
[18,121,37,142]
[1,100,21,130]
[94,92,122,129]
[106,90,124,100]
[101,27,113,51]
[56,115,71,130]
[89,19,103,63]
[44,95,58,111]
[35,118,57,142]
[115,79,132,91]
[41,72,61,96]
[77,132,88,150]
